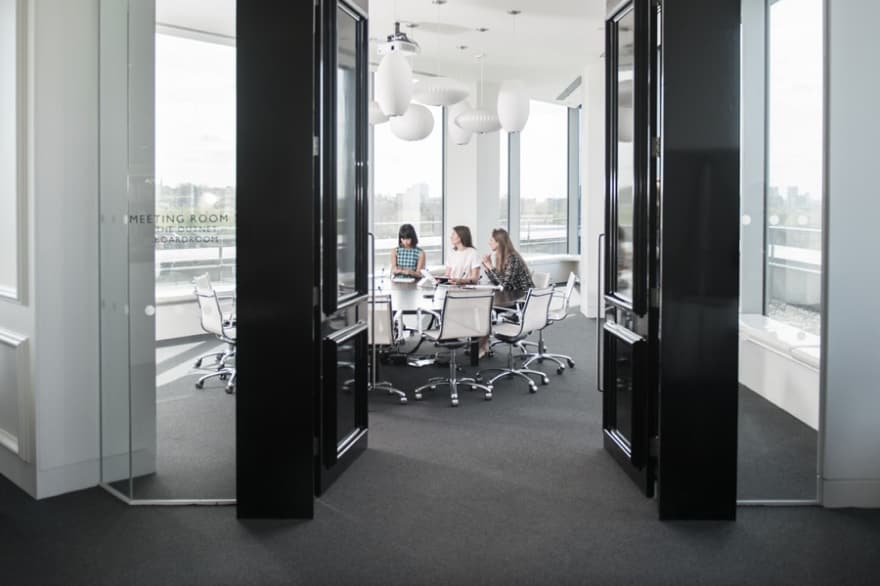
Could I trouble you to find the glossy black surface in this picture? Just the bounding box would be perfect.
[236,1,317,518]
[657,0,740,521]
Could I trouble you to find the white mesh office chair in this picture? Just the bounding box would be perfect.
[521,271,578,374]
[192,273,236,369]
[477,288,553,393]
[368,294,407,404]
[489,270,552,354]
[413,291,495,406]
[193,277,236,393]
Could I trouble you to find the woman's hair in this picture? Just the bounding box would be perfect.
[398,223,419,247]
[491,228,527,274]
[452,225,474,250]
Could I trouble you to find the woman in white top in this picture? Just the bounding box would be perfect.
[445,225,481,285]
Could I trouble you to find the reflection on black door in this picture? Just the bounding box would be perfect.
[602,0,660,497]
[316,0,370,495]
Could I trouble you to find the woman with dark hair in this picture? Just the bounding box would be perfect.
[480,228,535,292]
[445,225,481,285]
[391,223,426,277]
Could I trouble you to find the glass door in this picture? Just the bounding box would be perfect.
[602,0,660,497]
[316,0,370,495]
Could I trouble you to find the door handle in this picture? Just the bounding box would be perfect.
[597,232,605,393]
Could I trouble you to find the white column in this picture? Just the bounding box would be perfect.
[821,0,880,508]
[580,62,604,318]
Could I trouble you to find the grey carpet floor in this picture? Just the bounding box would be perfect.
[1,313,879,585]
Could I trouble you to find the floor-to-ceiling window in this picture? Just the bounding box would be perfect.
[519,100,569,254]
[765,0,823,335]
[372,104,444,268]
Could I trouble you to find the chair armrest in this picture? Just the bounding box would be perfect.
[416,308,442,336]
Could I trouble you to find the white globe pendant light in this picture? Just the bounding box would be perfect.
[369,100,389,125]
[497,79,529,132]
[413,77,469,107]
[456,107,501,134]
[448,101,473,145]
[390,103,434,141]
[375,51,413,117]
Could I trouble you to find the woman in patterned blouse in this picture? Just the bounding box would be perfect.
[390,223,426,278]
[480,228,535,292]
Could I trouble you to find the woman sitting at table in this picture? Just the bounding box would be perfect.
[445,225,482,285]
[480,228,535,292]
[390,223,426,278]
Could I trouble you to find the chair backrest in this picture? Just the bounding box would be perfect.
[368,294,396,346]
[438,292,494,340]
[552,271,577,314]
[519,287,555,334]
[531,271,551,289]
[195,290,224,337]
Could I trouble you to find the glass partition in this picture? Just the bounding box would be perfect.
[99,0,236,504]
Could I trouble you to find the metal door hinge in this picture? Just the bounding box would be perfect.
[650,287,660,308]
[650,436,659,459]
[651,136,661,158]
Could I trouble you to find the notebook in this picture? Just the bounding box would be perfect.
[420,269,450,284]
[391,275,416,284]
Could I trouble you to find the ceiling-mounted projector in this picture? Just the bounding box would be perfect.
[377,21,421,56]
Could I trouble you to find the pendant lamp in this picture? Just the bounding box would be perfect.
[369,100,389,125]
[497,80,529,132]
[375,50,413,117]
[413,77,469,107]
[390,103,434,141]
[455,54,500,135]
[448,100,473,145]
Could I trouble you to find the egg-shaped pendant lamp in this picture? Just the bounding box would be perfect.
[390,103,434,141]
[413,77,469,107]
[447,101,473,145]
[456,107,501,134]
[369,100,389,125]
[497,80,530,132]
[375,51,413,117]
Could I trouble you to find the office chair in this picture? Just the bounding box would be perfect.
[413,291,495,406]
[368,294,408,404]
[477,288,553,393]
[192,273,236,369]
[488,270,552,354]
[193,277,236,393]
[521,271,578,374]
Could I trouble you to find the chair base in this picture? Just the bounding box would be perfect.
[413,377,493,406]
[370,381,408,404]
[195,367,236,393]
[520,331,575,374]
[475,367,549,393]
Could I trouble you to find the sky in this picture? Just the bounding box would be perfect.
[767,0,823,200]
[155,33,236,188]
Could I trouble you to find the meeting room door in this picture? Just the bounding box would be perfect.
[315,0,371,495]
[601,0,661,497]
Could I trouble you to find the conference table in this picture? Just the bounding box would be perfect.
[371,277,526,366]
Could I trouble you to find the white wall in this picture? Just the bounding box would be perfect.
[821,0,880,508]
[0,0,102,499]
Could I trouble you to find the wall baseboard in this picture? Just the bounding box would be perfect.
[36,458,100,500]
[822,479,880,508]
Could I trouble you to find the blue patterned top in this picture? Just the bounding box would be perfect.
[395,246,422,271]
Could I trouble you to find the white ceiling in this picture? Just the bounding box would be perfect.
[370,0,605,104]
[154,0,604,104]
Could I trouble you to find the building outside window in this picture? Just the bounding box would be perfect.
[155,32,236,293]
[519,100,569,254]
[765,0,823,335]
[372,104,444,269]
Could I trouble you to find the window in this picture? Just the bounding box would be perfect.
[519,100,569,255]
[372,104,443,269]
[765,0,823,335]
[498,132,508,230]
[155,33,236,293]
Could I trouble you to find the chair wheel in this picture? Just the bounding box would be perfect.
[225,385,235,394]
[484,391,493,400]
[474,374,482,382]
[430,385,437,390]
[542,376,550,385]
[219,373,228,381]
[195,381,204,389]
[557,367,564,375]
[451,398,459,407]
[567,359,575,368]
[399,397,408,404]
[414,393,423,400]
[529,384,538,393]
[194,359,203,368]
